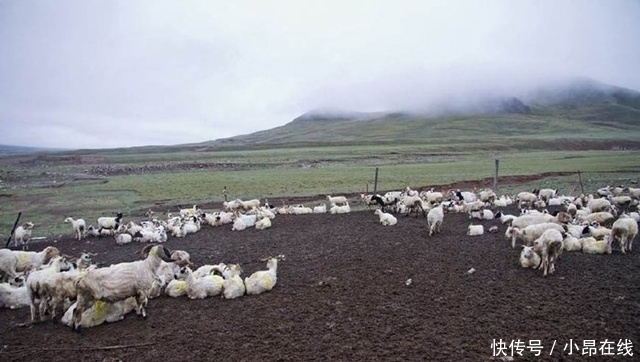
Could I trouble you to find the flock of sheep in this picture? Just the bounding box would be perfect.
[1,183,639,331]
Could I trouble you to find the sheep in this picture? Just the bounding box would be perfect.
[219,263,246,300]
[535,188,557,203]
[97,212,124,234]
[627,187,640,198]
[399,195,426,217]
[469,209,494,220]
[232,216,247,231]
[427,205,444,236]
[478,188,497,203]
[86,225,116,238]
[12,222,34,250]
[495,211,517,225]
[562,235,583,252]
[421,188,444,204]
[581,224,612,240]
[586,195,613,213]
[329,202,351,214]
[467,224,484,236]
[374,209,397,226]
[255,216,272,230]
[71,244,174,330]
[232,198,261,212]
[610,215,638,254]
[580,236,612,254]
[25,255,75,322]
[510,211,571,229]
[327,195,348,206]
[179,205,198,218]
[60,297,137,329]
[114,232,133,245]
[0,283,30,309]
[288,205,313,215]
[244,255,284,295]
[64,217,86,241]
[575,211,615,227]
[360,193,385,209]
[519,245,541,269]
[505,223,566,249]
[452,189,478,203]
[181,266,224,299]
[532,229,564,277]
[516,191,538,208]
[0,246,60,282]
[493,195,514,208]
[192,263,226,279]
[313,203,327,214]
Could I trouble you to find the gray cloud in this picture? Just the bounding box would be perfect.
[1,0,639,149]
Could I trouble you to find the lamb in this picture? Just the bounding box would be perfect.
[313,203,327,213]
[374,209,397,226]
[0,283,30,309]
[329,202,351,214]
[60,297,137,328]
[255,216,272,230]
[71,245,174,330]
[519,245,541,269]
[467,224,484,236]
[64,217,86,241]
[610,215,638,254]
[25,255,74,322]
[244,255,284,295]
[0,246,60,282]
[427,205,444,236]
[181,266,224,299]
[97,212,123,234]
[562,235,583,252]
[580,236,612,254]
[532,229,564,277]
[12,222,34,250]
[327,195,348,206]
[219,263,246,299]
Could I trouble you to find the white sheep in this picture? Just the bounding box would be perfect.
[181,266,224,299]
[115,232,133,245]
[179,205,198,218]
[71,244,174,330]
[516,191,538,208]
[61,297,137,328]
[421,188,444,204]
[12,222,34,250]
[244,255,284,295]
[97,212,124,234]
[288,204,313,215]
[586,195,613,213]
[374,209,397,226]
[219,263,246,300]
[532,229,564,277]
[427,204,444,236]
[610,215,638,254]
[505,223,566,249]
[327,195,348,206]
[580,236,612,254]
[25,255,74,322]
[519,245,541,269]
[255,216,272,230]
[575,211,615,227]
[232,217,247,231]
[561,235,583,252]
[581,224,612,240]
[467,224,484,236]
[0,283,30,309]
[329,202,351,214]
[452,189,478,203]
[535,188,557,202]
[0,246,60,282]
[233,198,261,212]
[313,203,327,213]
[64,217,86,241]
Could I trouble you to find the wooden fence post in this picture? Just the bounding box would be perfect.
[373,168,379,194]
[5,212,21,248]
[493,158,499,194]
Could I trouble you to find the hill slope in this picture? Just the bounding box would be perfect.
[205,78,640,151]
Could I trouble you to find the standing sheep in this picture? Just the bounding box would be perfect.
[64,217,86,241]
[13,222,35,250]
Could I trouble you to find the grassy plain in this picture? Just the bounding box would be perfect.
[1,145,639,238]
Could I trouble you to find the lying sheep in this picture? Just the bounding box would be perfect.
[64,217,86,241]
[581,224,612,240]
[610,215,638,254]
[374,209,397,226]
[12,222,34,250]
[255,216,272,230]
[220,264,245,300]
[245,255,284,295]
[0,283,30,309]
[181,266,224,299]
[467,224,484,236]
[329,202,351,214]
[61,297,137,328]
[519,245,541,269]
[581,236,612,254]
[313,203,327,214]
[562,235,583,252]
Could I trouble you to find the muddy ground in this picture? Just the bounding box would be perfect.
[1,204,639,362]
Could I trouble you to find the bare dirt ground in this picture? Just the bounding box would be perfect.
[1,203,639,362]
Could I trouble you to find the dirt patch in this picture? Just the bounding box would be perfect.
[1,205,638,362]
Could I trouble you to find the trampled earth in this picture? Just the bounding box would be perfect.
[1,205,638,362]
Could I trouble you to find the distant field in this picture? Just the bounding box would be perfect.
[0,146,639,238]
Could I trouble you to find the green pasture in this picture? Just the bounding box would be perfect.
[1,148,639,239]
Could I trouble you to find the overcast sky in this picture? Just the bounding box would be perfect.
[1,0,639,149]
